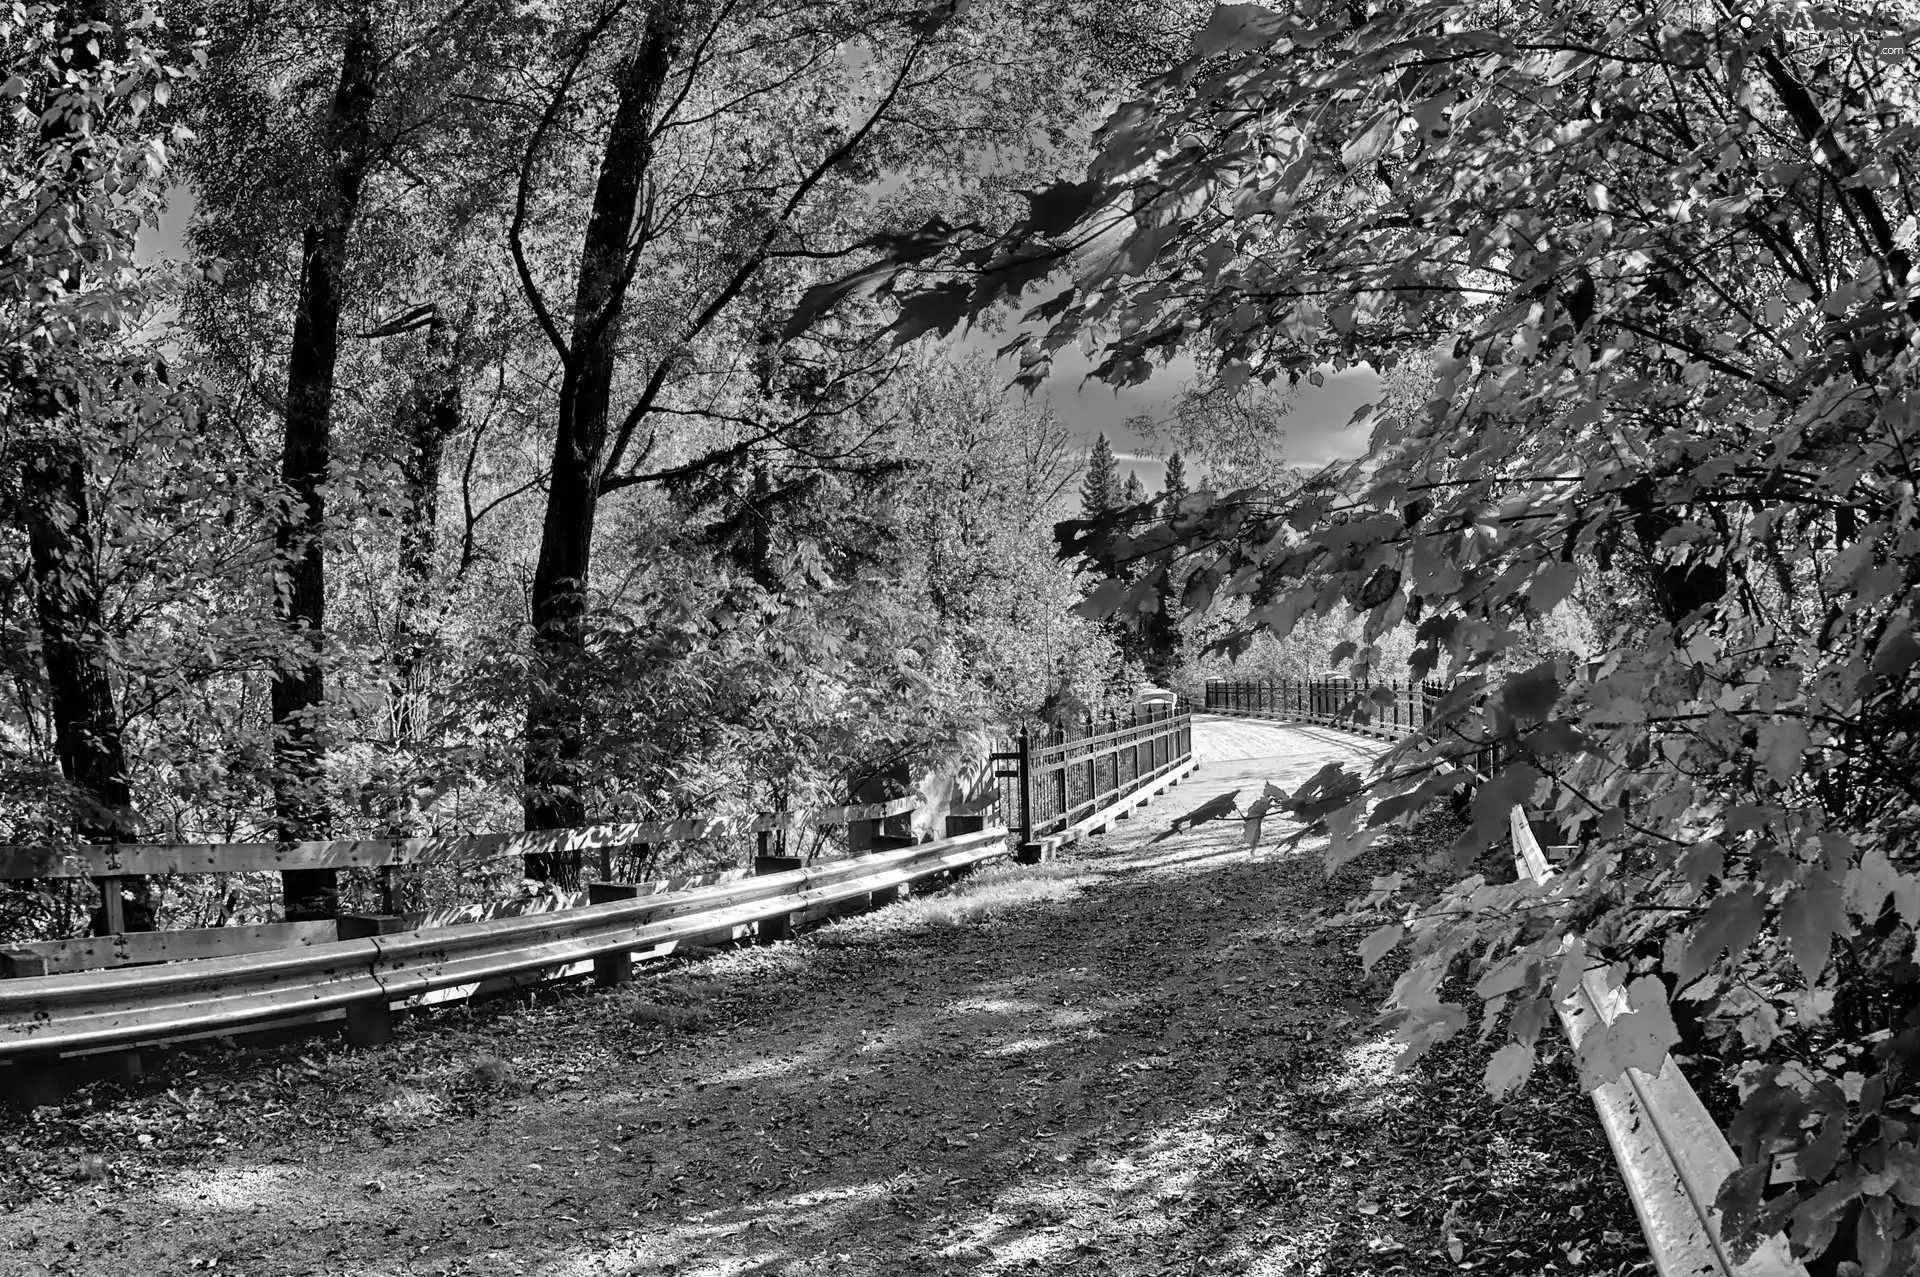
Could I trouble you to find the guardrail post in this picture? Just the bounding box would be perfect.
[587,882,645,985]
[851,801,915,908]
[1,949,47,979]
[336,913,409,1047]
[6,1055,67,1107]
[942,812,987,886]
[753,853,804,944]
[98,875,125,935]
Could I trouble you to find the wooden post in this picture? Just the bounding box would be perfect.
[1,949,48,979]
[8,1054,68,1107]
[336,913,409,1047]
[850,798,914,908]
[753,853,803,944]
[588,882,644,985]
[98,876,125,935]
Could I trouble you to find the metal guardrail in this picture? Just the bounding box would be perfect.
[0,828,1009,1062]
[1197,687,1804,1274]
[1509,810,1805,1277]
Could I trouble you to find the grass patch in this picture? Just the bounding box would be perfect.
[624,974,720,1030]
[459,1054,521,1092]
[909,863,1092,927]
[627,1002,709,1029]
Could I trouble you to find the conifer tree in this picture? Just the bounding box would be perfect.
[1120,469,1147,506]
[1162,451,1188,515]
[1079,433,1118,516]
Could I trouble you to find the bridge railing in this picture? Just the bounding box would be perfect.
[989,702,1196,861]
[1204,676,1445,740]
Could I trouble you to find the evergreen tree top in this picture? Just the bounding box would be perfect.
[1080,432,1117,516]
[1163,451,1188,498]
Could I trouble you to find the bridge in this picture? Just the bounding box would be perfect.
[0,705,1801,1276]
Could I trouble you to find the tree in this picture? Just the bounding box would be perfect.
[805,0,1920,1265]
[2,5,202,930]
[184,0,548,906]
[1161,450,1188,514]
[1120,469,1147,507]
[1080,432,1118,517]
[503,0,1181,878]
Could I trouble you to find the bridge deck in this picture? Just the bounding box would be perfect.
[0,716,1648,1277]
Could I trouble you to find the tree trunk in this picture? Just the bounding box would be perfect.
[12,6,146,932]
[378,315,462,850]
[273,14,379,920]
[522,2,683,883]
[391,315,462,747]
[21,443,148,933]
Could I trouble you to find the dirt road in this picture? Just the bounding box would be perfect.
[1,716,1646,1276]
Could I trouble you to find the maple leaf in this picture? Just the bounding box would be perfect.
[1675,888,1766,985]
[1756,719,1812,787]
[1780,870,1846,987]
[1575,976,1679,1089]
[1359,924,1403,974]
[1484,1043,1535,1098]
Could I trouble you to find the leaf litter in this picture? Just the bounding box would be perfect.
[1,752,1648,1276]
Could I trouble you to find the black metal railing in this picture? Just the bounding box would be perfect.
[989,702,1195,860]
[1204,676,1445,738]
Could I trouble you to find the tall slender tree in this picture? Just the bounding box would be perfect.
[1161,450,1188,514]
[271,12,382,917]
[2,4,197,929]
[1079,433,1118,517]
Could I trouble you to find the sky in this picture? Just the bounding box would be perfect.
[952,324,1381,495]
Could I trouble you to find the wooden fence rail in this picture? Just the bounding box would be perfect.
[0,795,921,881]
[0,795,923,976]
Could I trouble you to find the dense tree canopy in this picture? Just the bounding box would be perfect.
[0,0,1161,938]
[798,0,1920,1267]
